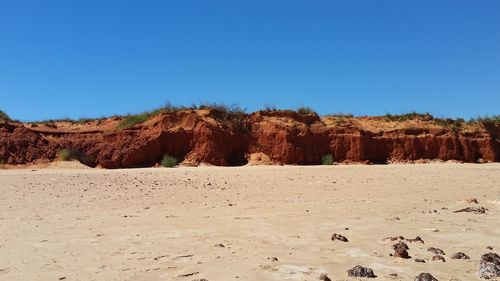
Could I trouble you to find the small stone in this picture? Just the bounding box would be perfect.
[432,255,446,262]
[347,265,376,278]
[415,273,438,281]
[331,233,348,242]
[451,252,470,259]
[319,273,332,281]
[415,259,426,263]
[178,272,199,277]
[428,247,445,255]
[268,257,278,262]
[214,243,225,248]
[465,198,479,204]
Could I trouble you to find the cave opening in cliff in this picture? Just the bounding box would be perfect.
[371,158,389,165]
[227,151,248,166]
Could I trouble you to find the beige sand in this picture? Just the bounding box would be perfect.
[1,164,499,281]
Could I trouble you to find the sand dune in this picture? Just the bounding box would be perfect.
[1,164,499,280]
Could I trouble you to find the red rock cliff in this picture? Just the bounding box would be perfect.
[1,110,499,168]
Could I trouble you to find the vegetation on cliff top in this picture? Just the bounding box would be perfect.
[381,111,500,131]
[116,113,151,130]
[116,102,248,129]
[296,106,317,115]
[6,103,499,128]
[261,104,319,116]
[0,110,11,121]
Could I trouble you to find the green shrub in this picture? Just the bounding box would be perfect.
[161,154,177,167]
[326,113,354,118]
[75,118,96,123]
[383,112,433,122]
[58,148,95,166]
[197,102,247,123]
[263,103,277,112]
[321,154,334,165]
[59,148,74,161]
[117,113,150,129]
[470,115,500,124]
[150,102,193,115]
[296,106,316,115]
[433,117,465,130]
[0,110,10,121]
[199,102,246,115]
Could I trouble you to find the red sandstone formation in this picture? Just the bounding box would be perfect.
[1,109,499,168]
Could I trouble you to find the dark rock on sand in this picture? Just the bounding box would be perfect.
[407,236,425,243]
[478,252,500,279]
[415,258,426,263]
[454,206,488,214]
[347,265,376,278]
[428,247,445,255]
[432,255,446,262]
[415,273,438,281]
[383,236,405,242]
[393,241,409,251]
[392,241,411,258]
[331,233,348,242]
[451,252,470,259]
[393,248,411,259]
[319,273,332,281]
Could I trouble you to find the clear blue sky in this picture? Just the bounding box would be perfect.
[1,0,499,121]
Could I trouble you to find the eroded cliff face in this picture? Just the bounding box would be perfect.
[1,110,499,168]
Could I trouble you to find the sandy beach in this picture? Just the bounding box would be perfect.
[1,163,499,281]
